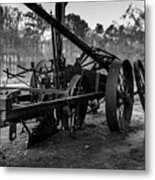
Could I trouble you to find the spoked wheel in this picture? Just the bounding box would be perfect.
[62,75,89,135]
[134,60,145,111]
[70,76,89,131]
[30,59,56,130]
[28,60,57,147]
[30,59,54,101]
[105,59,134,132]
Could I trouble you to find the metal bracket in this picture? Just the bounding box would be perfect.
[9,121,17,141]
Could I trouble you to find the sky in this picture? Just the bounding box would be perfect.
[1,0,144,29]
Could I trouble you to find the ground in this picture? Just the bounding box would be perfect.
[0,96,145,169]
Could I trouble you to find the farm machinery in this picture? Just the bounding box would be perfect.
[0,3,145,148]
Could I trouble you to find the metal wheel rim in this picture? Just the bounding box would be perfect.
[29,60,57,138]
[134,60,145,111]
[105,59,134,132]
[30,60,54,101]
[69,76,89,130]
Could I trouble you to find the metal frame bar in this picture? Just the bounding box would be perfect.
[0,86,67,95]
[2,92,104,122]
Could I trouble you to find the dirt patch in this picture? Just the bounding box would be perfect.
[0,98,145,169]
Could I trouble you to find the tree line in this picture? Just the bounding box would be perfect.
[0,3,145,67]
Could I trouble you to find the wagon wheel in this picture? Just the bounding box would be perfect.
[105,59,134,132]
[27,60,57,147]
[70,76,89,131]
[134,60,145,111]
[30,59,54,101]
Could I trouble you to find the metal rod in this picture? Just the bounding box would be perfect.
[81,54,89,64]
[82,60,95,68]
[21,120,31,136]
[3,70,29,87]
[17,64,30,72]
[4,92,104,122]
[0,86,67,95]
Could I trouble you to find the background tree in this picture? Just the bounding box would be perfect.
[65,13,89,39]
[0,3,145,68]
[102,4,145,61]
[23,10,49,56]
[63,13,90,64]
[95,23,104,34]
[0,5,22,49]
